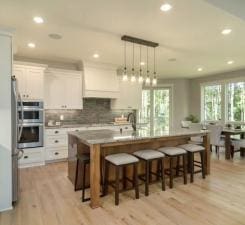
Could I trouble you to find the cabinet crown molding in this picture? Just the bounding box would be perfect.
[14,61,47,70]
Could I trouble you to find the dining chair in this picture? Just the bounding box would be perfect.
[207,125,225,158]
[231,139,245,158]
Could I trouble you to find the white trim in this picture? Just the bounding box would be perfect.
[14,61,47,69]
[200,79,245,124]
[0,206,13,212]
[141,84,173,130]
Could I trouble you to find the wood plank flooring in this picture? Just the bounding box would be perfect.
[1,152,245,225]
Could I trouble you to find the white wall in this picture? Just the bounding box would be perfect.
[0,31,13,211]
[189,69,245,120]
[158,78,190,129]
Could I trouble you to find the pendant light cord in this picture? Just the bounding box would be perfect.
[140,45,142,75]
[147,47,149,76]
[132,42,135,73]
[124,41,126,70]
[154,47,156,76]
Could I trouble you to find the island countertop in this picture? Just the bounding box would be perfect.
[68,128,209,146]
[68,128,210,209]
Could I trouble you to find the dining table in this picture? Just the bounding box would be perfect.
[222,129,245,159]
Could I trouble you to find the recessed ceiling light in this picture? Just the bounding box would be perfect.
[197,67,203,72]
[160,3,172,12]
[28,42,36,48]
[221,28,232,35]
[48,33,62,40]
[227,60,234,65]
[93,53,99,58]
[140,62,145,66]
[33,16,44,24]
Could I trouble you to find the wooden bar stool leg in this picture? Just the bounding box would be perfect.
[169,157,174,189]
[123,166,127,189]
[200,151,206,179]
[115,166,120,206]
[149,161,153,182]
[160,158,165,191]
[183,154,187,185]
[82,162,86,202]
[134,163,139,199]
[145,161,150,196]
[190,152,194,183]
[103,161,109,196]
[176,156,180,176]
[187,153,192,173]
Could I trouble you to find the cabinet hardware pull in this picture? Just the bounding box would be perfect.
[55,131,59,134]
[54,152,59,155]
[55,140,59,143]
[24,156,28,159]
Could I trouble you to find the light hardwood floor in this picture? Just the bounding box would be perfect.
[1,152,245,225]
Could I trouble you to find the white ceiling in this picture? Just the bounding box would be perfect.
[1,0,245,78]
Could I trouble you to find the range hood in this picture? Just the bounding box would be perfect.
[82,62,119,99]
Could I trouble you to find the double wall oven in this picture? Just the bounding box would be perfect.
[18,101,44,149]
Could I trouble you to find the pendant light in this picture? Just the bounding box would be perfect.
[122,41,128,81]
[145,47,150,84]
[131,42,136,82]
[152,47,157,86]
[138,45,143,83]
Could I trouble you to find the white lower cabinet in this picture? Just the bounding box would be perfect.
[45,125,133,163]
[19,147,45,168]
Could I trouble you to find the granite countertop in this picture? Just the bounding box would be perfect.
[45,122,132,129]
[68,128,209,145]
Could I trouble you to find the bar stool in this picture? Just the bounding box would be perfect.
[74,154,91,202]
[158,147,187,189]
[133,149,165,196]
[103,153,140,206]
[178,144,206,183]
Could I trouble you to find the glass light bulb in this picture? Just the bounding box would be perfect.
[138,76,143,83]
[122,74,128,81]
[152,77,157,85]
[131,75,136,82]
[145,77,150,84]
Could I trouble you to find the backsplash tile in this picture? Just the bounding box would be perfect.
[45,98,133,125]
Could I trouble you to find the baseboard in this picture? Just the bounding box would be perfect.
[0,206,13,213]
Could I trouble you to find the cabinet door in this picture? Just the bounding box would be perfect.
[111,77,142,109]
[26,68,44,100]
[45,73,65,109]
[64,75,83,109]
[13,66,26,98]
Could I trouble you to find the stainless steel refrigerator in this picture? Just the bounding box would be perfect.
[11,76,23,203]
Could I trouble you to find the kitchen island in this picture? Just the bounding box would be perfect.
[68,128,210,208]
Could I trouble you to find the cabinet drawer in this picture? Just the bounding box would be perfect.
[19,151,43,165]
[45,149,68,161]
[46,128,68,136]
[46,135,68,147]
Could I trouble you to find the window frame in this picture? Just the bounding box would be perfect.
[201,77,245,125]
[140,84,173,130]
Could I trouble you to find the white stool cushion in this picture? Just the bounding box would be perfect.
[178,144,205,152]
[158,147,187,156]
[105,153,139,165]
[133,149,165,160]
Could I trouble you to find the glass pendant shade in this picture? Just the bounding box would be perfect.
[122,68,128,81]
[131,75,136,82]
[152,77,157,85]
[138,75,143,83]
[145,76,150,84]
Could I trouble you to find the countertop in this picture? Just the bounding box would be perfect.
[68,128,209,145]
[45,122,132,129]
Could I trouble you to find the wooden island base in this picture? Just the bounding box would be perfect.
[68,132,210,208]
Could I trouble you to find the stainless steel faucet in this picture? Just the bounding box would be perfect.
[127,112,136,131]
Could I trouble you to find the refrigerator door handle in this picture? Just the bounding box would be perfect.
[18,93,24,142]
[17,149,24,160]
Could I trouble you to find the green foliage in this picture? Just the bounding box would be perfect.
[185,114,199,123]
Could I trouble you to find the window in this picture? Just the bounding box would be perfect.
[139,87,171,131]
[227,82,245,122]
[202,84,222,121]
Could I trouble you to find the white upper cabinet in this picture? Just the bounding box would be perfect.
[13,63,46,100]
[83,62,119,98]
[44,68,83,109]
[111,76,142,110]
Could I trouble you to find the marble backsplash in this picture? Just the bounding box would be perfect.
[45,98,133,125]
